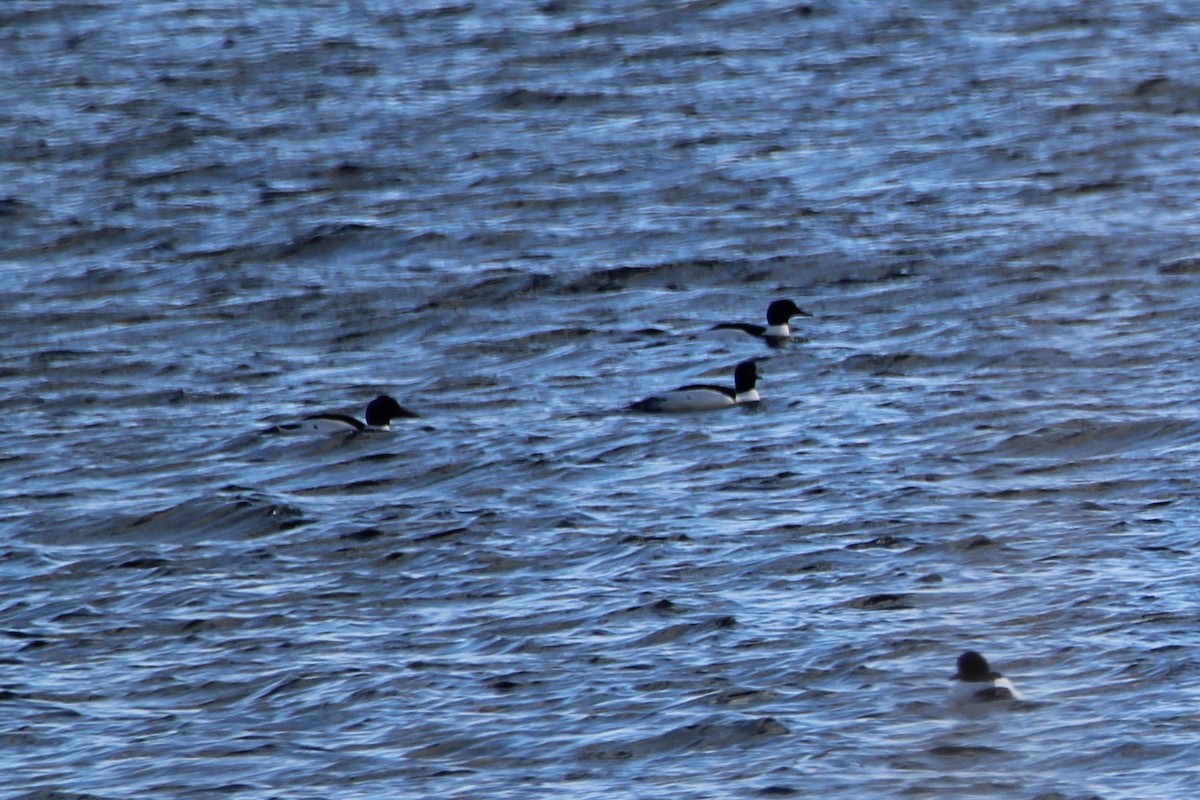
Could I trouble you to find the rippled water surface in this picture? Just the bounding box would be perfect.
[6,1,1200,797]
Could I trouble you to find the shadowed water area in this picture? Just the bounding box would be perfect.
[4,0,1200,797]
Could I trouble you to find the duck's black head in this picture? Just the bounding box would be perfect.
[955,650,993,681]
[364,395,418,426]
[766,299,811,325]
[733,360,759,393]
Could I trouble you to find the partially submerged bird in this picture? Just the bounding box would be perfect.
[629,360,760,413]
[711,299,810,344]
[949,650,1024,703]
[271,394,418,434]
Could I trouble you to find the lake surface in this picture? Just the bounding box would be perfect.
[5,1,1200,797]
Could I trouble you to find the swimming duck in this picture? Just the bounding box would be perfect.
[630,360,760,412]
[949,650,1024,703]
[711,299,810,344]
[272,395,417,433]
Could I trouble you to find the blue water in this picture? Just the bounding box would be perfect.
[5,1,1200,797]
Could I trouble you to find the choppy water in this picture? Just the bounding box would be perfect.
[5,1,1200,797]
